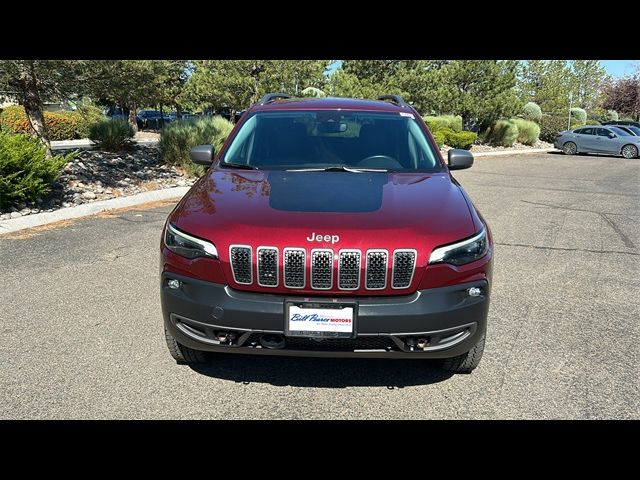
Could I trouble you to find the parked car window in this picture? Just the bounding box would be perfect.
[626,126,640,135]
[608,127,631,136]
[581,128,594,135]
[574,128,585,134]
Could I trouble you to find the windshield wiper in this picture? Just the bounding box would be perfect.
[219,162,258,170]
[287,166,387,173]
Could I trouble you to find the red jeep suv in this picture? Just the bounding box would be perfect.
[160,94,493,373]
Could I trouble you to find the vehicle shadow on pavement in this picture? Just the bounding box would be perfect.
[189,354,454,388]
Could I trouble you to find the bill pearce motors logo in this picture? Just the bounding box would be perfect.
[306,232,340,244]
[290,313,351,324]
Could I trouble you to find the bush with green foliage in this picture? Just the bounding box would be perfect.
[423,115,463,132]
[539,115,570,142]
[88,119,134,151]
[511,118,540,145]
[485,119,519,147]
[0,131,73,208]
[445,130,477,149]
[522,102,542,122]
[570,108,587,125]
[160,116,234,175]
[432,130,446,148]
[605,110,619,122]
[0,105,102,141]
[75,105,105,138]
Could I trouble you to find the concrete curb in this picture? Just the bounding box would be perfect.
[0,187,189,235]
[472,148,552,157]
[51,139,159,150]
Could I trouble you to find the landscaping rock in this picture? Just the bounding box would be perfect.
[82,191,97,200]
[10,212,22,219]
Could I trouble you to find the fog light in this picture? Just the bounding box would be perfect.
[167,279,181,290]
[468,287,481,297]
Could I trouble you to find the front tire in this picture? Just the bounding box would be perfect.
[621,144,638,159]
[441,332,486,373]
[165,328,208,363]
[562,141,577,155]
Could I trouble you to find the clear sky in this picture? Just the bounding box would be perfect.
[327,60,639,78]
[601,60,638,78]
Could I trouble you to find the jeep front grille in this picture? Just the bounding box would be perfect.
[257,247,278,287]
[311,249,333,290]
[392,250,417,289]
[338,250,361,290]
[229,246,416,290]
[365,250,388,290]
[283,248,306,289]
[229,245,252,285]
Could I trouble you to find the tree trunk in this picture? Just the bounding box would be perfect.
[230,109,236,123]
[18,61,51,157]
[176,104,182,120]
[128,103,138,133]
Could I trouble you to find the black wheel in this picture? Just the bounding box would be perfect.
[441,331,486,374]
[621,144,638,159]
[165,327,208,363]
[562,141,577,155]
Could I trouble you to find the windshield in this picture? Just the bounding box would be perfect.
[625,126,640,135]
[221,110,441,172]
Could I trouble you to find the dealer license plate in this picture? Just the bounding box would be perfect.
[285,302,356,338]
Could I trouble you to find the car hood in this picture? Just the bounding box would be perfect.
[171,169,476,254]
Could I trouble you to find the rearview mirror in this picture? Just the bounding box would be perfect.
[190,144,214,165]
[448,149,474,170]
[317,121,347,133]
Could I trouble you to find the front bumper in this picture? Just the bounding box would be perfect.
[161,272,490,359]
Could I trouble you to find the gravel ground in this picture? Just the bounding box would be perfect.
[0,145,195,220]
[441,140,553,155]
[0,151,638,419]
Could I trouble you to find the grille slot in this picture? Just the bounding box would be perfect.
[283,248,306,289]
[392,249,417,289]
[229,245,252,285]
[338,250,361,290]
[365,250,388,290]
[311,249,333,290]
[257,247,278,287]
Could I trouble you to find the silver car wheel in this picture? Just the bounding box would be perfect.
[563,142,577,155]
[622,144,638,159]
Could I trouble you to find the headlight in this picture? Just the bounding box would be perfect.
[428,228,488,266]
[164,223,218,259]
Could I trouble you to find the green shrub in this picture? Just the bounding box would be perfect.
[75,105,105,138]
[0,104,102,140]
[511,118,540,145]
[0,131,73,208]
[485,119,519,147]
[445,130,477,149]
[539,115,569,142]
[88,119,134,151]
[570,108,587,125]
[432,130,446,148]
[160,116,234,174]
[423,115,462,132]
[522,102,542,122]
[605,110,619,122]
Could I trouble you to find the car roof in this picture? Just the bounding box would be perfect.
[250,97,413,113]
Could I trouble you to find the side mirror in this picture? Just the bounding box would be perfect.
[448,149,474,170]
[608,134,616,139]
[190,144,214,165]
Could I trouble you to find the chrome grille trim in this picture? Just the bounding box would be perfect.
[338,249,361,290]
[283,247,306,289]
[256,246,279,288]
[229,244,253,285]
[365,249,389,290]
[310,249,334,290]
[391,249,417,289]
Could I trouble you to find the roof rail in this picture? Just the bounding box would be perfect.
[259,93,291,105]
[377,94,409,107]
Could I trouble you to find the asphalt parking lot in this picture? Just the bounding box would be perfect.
[1,151,638,419]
